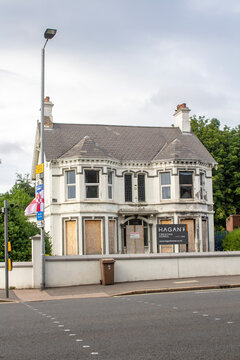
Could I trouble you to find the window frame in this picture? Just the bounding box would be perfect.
[200,172,205,201]
[107,170,113,200]
[66,169,76,200]
[137,173,145,202]
[160,172,171,200]
[124,173,132,202]
[85,170,100,199]
[179,171,193,199]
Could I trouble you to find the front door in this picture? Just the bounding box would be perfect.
[126,225,144,254]
[66,220,77,255]
[180,219,195,252]
[85,220,102,255]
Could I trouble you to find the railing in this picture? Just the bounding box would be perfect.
[214,231,228,251]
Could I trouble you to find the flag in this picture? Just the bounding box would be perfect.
[24,197,37,215]
[25,184,44,216]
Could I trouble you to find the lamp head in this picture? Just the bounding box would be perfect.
[44,28,57,40]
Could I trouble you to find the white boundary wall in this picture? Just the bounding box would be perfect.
[0,262,33,289]
[45,252,240,288]
[1,237,240,289]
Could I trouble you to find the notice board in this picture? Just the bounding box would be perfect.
[157,224,188,245]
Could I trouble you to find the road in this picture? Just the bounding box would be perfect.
[0,288,239,360]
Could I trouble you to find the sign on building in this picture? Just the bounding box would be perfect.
[157,224,188,245]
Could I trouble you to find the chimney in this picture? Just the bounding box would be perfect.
[44,96,54,129]
[174,103,191,133]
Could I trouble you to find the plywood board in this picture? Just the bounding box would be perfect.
[66,220,77,255]
[85,220,102,255]
[180,219,195,252]
[126,225,144,254]
[202,220,208,252]
[109,220,116,254]
[160,219,173,253]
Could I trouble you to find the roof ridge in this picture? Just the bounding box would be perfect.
[52,122,175,130]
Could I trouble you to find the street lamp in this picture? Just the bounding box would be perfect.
[40,28,57,290]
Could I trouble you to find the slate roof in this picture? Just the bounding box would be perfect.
[44,123,216,164]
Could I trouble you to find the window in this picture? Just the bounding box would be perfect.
[66,170,76,199]
[179,171,193,199]
[85,170,99,198]
[108,171,113,199]
[124,174,132,202]
[200,172,205,200]
[161,172,171,199]
[138,174,145,202]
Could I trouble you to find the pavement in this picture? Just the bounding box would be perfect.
[1,275,240,303]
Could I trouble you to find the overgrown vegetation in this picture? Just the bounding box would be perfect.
[222,228,240,251]
[191,117,240,231]
[0,174,52,261]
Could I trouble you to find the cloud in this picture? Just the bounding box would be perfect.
[0,142,25,155]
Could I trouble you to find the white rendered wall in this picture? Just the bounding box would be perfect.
[1,252,240,289]
[44,252,240,287]
[0,262,33,289]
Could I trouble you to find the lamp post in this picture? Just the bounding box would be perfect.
[40,28,57,290]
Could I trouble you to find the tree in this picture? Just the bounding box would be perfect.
[222,228,240,251]
[191,117,240,230]
[0,174,52,261]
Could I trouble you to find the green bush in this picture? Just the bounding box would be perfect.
[222,228,240,251]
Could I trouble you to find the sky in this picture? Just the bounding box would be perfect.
[1,0,240,193]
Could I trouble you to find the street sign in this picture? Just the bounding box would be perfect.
[37,220,45,228]
[157,224,188,245]
[36,163,44,174]
[37,211,44,220]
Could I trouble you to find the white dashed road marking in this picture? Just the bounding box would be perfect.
[22,303,101,358]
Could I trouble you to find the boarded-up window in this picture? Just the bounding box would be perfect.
[109,220,116,254]
[85,220,102,255]
[160,219,173,253]
[66,220,77,255]
[180,219,195,252]
[202,219,208,252]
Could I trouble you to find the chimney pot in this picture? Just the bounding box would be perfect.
[44,96,50,102]
[177,103,187,111]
